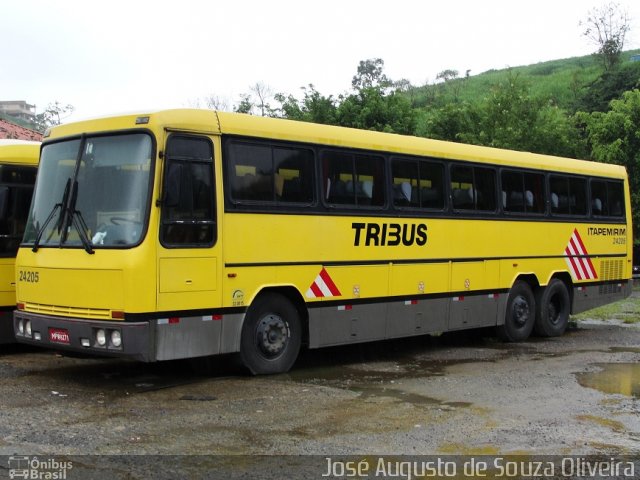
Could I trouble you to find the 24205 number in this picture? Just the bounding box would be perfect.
[19,270,39,283]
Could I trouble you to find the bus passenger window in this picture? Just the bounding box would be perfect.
[607,181,625,216]
[475,167,496,211]
[590,180,607,215]
[391,158,444,210]
[451,166,474,210]
[501,170,545,214]
[227,141,314,204]
[591,179,625,217]
[451,165,496,212]
[322,151,385,207]
[569,178,587,215]
[523,172,545,214]
[550,175,587,216]
[274,147,314,203]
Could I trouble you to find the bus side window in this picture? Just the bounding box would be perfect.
[523,172,545,214]
[322,150,384,207]
[161,135,216,247]
[392,157,444,210]
[608,181,625,216]
[451,165,496,212]
[590,179,607,216]
[228,141,314,205]
[451,165,474,210]
[550,175,587,216]
[591,179,625,217]
[274,147,314,204]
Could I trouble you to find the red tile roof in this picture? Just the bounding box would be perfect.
[0,118,42,141]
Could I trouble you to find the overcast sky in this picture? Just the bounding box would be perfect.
[2,0,640,122]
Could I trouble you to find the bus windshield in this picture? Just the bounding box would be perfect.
[23,133,153,249]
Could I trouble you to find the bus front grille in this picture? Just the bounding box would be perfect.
[22,302,113,320]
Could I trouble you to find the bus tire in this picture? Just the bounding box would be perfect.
[534,279,570,337]
[240,293,301,375]
[497,281,535,342]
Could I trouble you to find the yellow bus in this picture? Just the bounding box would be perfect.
[0,140,39,344]
[13,110,632,373]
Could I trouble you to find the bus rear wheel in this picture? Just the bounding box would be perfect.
[497,281,535,342]
[240,293,301,375]
[534,279,570,337]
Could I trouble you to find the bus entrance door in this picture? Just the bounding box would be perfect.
[156,134,221,360]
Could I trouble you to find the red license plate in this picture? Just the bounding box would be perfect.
[49,328,70,344]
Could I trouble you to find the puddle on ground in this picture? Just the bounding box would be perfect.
[286,354,477,409]
[608,346,640,354]
[352,384,472,408]
[576,363,640,398]
[575,414,626,432]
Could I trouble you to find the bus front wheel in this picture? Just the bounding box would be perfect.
[240,293,302,375]
[497,281,535,342]
[534,279,570,337]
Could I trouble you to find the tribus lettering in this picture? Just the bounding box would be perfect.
[352,222,428,247]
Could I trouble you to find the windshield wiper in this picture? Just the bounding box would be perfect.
[69,208,94,254]
[32,178,94,254]
[32,178,71,252]
[31,204,61,252]
[60,180,94,254]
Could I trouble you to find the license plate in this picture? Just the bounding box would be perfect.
[49,328,70,344]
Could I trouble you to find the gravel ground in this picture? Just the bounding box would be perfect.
[0,315,638,478]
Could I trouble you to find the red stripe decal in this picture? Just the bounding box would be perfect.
[319,268,341,296]
[573,229,598,279]
[568,254,583,280]
[310,282,323,298]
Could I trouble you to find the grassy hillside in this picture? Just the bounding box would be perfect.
[411,48,640,110]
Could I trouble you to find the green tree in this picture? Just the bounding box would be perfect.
[274,84,338,124]
[337,58,416,134]
[415,102,479,142]
[337,87,415,134]
[581,2,630,72]
[33,101,74,132]
[418,72,581,158]
[577,89,640,237]
[351,58,390,91]
[234,94,254,114]
[574,62,640,112]
[471,73,580,157]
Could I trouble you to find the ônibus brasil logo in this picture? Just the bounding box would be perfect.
[8,456,73,479]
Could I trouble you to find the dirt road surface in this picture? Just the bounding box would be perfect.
[0,315,638,478]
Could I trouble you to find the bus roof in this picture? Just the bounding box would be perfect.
[46,109,627,179]
[0,139,40,165]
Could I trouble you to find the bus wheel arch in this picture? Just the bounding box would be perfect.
[239,288,305,375]
[497,278,537,342]
[534,276,571,337]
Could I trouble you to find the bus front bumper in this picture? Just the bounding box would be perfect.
[13,311,153,361]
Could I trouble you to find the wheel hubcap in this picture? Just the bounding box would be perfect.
[512,295,530,326]
[548,296,560,325]
[256,314,289,358]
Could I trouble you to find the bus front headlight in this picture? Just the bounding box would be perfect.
[96,329,106,346]
[110,330,122,348]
